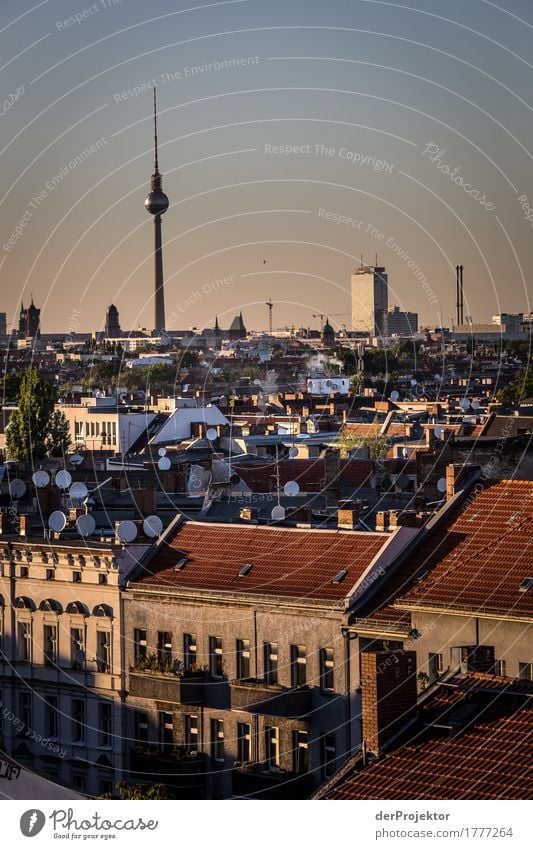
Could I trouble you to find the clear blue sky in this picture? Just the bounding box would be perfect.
[1,0,532,333]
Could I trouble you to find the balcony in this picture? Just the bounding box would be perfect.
[129,746,207,798]
[128,670,210,705]
[232,765,314,800]
[230,678,313,719]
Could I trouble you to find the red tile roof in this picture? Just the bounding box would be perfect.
[398,480,533,617]
[322,674,533,799]
[135,520,390,602]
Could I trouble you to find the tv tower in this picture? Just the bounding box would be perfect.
[145,88,169,333]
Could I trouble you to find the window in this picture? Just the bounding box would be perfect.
[134,711,148,744]
[291,645,307,687]
[20,692,32,734]
[98,703,112,746]
[210,718,224,763]
[134,629,147,664]
[237,722,251,763]
[183,633,197,669]
[46,568,55,581]
[209,636,223,677]
[265,725,280,767]
[493,659,506,677]
[428,652,443,679]
[72,774,87,791]
[320,647,335,691]
[43,624,57,666]
[236,639,250,680]
[72,571,81,583]
[20,566,29,578]
[157,632,172,668]
[45,695,58,738]
[99,779,113,796]
[321,734,336,778]
[518,662,533,681]
[264,642,278,684]
[292,730,309,773]
[71,628,84,668]
[184,715,198,753]
[96,631,111,673]
[18,621,31,662]
[72,699,85,743]
[98,574,108,585]
[159,711,173,751]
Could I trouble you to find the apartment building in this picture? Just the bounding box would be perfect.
[122,516,414,798]
[0,532,148,796]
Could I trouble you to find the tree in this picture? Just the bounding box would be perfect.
[46,409,72,457]
[6,368,69,462]
[111,780,172,800]
[496,367,533,405]
[337,424,390,459]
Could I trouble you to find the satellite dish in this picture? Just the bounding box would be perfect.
[396,473,410,490]
[116,520,138,543]
[288,446,298,459]
[70,454,83,466]
[390,390,399,401]
[32,470,50,488]
[253,379,262,386]
[271,505,286,521]
[230,473,241,486]
[9,479,26,499]
[49,511,67,532]
[158,447,167,457]
[69,482,89,501]
[56,469,72,489]
[143,515,163,538]
[410,379,417,387]
[434,425,444,439]
[158,456,171,471]
[206,428,217,441]
[434,374,441,381]
[459,398,470,411]
[76,514,96,537]
[284,480,300,497]
[472,401,480,411]
[437,478,447,493]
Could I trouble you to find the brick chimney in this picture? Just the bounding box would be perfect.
[361,650,417,757]
[338,499,361,530]
[445,463,467,501]
[19,515,32,537]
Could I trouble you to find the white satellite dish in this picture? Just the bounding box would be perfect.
[206,428,218,441]
[143,515,163,538]
[410,379,417,387]
[437,478,447,493]
[158,456,171,471]
[158,447,166,457]
[271,505,286,521]
[253,379,262,386]
[434,426,444,439]
[70,454,83,466]
[472,400,480,411]
[459,398,470,411]
[284,480,300,497]
[32,470,50,488]
[116,520,138,543]
[434,374,441,381]
[288,446,298,459]
[390,390,399,401]
[69,482,89,501]
[76,514,96,537]
[9,479,26,499]
[55,469,72,489]
[49,510,67,533]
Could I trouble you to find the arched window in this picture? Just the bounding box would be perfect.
[39,599,63,614]
[14,596,35,611]
[66,601,89,616]
[93,604,113,618]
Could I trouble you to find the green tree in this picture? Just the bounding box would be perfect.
[46,409,72,457]
[6,368,69,462]
[337,424,390,459]
[0,371,24,402]
[112,780,172,800]
[496,367,533,405]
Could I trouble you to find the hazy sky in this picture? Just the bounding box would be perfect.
[1,0,532,334]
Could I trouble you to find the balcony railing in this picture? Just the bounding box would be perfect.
[128,670,210,705]
[232,764,314,799]
[230,678,313,719]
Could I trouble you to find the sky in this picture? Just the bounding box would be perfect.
[1,0,532,335]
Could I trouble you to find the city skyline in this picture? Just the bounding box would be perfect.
[1,0,532,335]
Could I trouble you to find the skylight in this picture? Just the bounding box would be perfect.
[332,569,348,584]
[239,563,254,577]
[518,577,533,593]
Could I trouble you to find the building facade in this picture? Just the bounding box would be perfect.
[351,266,388,336]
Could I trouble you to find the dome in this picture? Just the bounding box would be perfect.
[145,190,169,215]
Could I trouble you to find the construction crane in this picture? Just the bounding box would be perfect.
[312,313,348,327]
[266,299,273,334]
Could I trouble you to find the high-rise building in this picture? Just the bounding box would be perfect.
[384,306,418,336]
[18,297,41,338]
[0,312,6,340]
[105,303,121,338]
[144,88,169,334]
[351,266,388,336]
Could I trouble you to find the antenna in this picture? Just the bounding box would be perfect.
[55,469,72,489]
[266,299,273,334]
[116,520,138,543]
[76,514,96,538]
[206,428,217,441]
[69,482,89,501]
[284,480,300,497]
[271,505,286,521]
[49,510,67,533]
[456,265,460,327]
[153,86,159,174]
[158,455,171,471]
[436,478,447,493]
[9,479,26,499]
[460,264,464,325]
[32,470,50,488]
[143,515,163,538]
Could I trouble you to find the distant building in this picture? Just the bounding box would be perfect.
[229,312,247,341]
[105,304,121,338]
[321,318,336,346]
[18,298,40,338]
[0,312,6,340]
[351,266,388,336]
[492,313,524,332]
[385,306,418,336]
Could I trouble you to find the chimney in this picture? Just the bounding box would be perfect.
[0,512,11,534]
[375,511,390,532]
[425,426,436,448]
[19,515,32,537]
[446,463,467,501]
[240,507,258,521]
[338,499,361,530]
[323,448,341,508]
[361,650,417,757]
[132,486,157,518]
